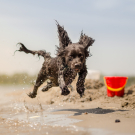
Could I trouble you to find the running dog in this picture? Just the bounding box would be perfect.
[16,22,95,98]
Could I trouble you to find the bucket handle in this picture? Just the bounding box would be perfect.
[104,77,128,92]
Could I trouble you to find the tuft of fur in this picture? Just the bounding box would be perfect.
[79,31,95,48]
[78,32,95,57]
[56,21,72,49]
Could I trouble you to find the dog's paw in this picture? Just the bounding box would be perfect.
[61,86,70,96]
[61,90,70,96]
[77,88,85,98]
[42,86,48,92]
[42,82,52,92]
[80,92,84,98]
[27,92,37,98]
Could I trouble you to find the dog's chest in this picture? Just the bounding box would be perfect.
[64,68,77,85]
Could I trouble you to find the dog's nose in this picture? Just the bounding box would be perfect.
[75,63,81,69]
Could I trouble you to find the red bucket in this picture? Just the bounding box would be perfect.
[104,76,128,97]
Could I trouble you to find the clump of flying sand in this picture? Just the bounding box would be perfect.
[7,78,135,110]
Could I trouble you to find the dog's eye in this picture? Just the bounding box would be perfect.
[79,54,83,58]
[69,55,73,61]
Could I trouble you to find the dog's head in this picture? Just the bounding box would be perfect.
[56,22,94,72]
[64,43,87,72]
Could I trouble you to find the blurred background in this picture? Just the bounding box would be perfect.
[0,0,135,86]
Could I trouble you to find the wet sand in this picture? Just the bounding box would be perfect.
[0,84,135,135]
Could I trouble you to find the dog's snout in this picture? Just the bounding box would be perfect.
[75,63,81,69]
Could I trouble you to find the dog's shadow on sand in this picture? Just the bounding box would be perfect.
[54,107,127,116]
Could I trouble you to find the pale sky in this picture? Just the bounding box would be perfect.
[0,0,135,76]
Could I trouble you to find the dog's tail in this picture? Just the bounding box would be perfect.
[15,42,51,59]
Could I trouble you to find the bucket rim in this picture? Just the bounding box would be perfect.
[104,76,128,79]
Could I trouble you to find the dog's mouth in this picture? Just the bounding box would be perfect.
[75,68,80,72]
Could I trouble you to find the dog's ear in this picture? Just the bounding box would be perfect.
[78,31,95,50]
[56,21,72,49]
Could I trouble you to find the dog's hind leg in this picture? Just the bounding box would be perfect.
[42,80,52,92]
[28,69,47,98]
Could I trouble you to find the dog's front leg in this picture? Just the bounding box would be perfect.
[58,65,70,96]
[77,66,87,97]
[28,68,47,98]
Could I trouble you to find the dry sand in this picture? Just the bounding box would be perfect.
[0,79,135,135]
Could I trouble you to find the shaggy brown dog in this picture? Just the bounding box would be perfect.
[16,22,95,98]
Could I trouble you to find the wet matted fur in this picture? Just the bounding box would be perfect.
[16,22,95,98]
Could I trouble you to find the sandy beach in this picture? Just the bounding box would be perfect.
[0,79,135,135]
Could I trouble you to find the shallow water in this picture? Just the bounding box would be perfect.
[0,85,87,135]
[1,103,82,127]
[0,85,133,135]
[0,85,81,125]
